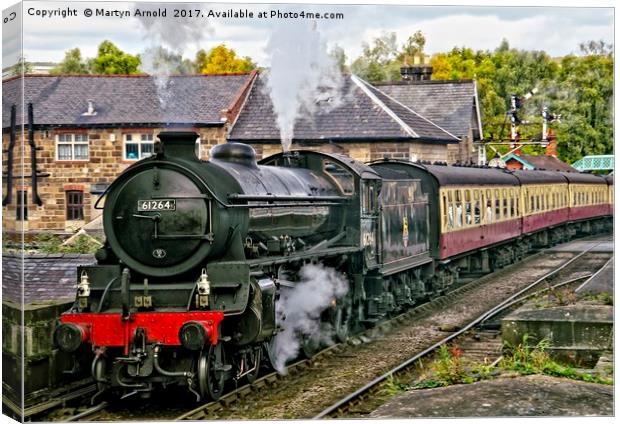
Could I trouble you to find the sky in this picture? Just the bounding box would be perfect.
[1,0,615,69]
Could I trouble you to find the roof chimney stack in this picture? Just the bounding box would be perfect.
[400,58,433,83]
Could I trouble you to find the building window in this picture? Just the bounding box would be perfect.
[66,190,84,220]
[124,133,154,160]
[16,190,27,221]
[56,133,89,160]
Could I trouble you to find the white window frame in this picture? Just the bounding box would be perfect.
[123,133,154,161]
[55,133,89,161]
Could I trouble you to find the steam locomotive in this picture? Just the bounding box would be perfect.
[54,131,612,401]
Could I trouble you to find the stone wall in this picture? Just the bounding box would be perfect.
[2,126,227,233]
[251,140,451,164]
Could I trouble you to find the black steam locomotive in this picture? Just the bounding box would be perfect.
[54,131,612,401]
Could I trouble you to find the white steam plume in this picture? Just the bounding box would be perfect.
[273,263,349,373]
[133,3,213,106]
[264,21,343,152]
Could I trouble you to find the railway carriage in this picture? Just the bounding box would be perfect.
[512,170,570,244]
[562,172,610,223]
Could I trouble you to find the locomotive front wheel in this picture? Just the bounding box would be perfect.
[198,344,227,401]
[264,338,279,370]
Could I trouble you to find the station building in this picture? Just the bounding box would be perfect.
[2,69,482,234]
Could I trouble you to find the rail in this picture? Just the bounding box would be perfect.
[312,241,604,419]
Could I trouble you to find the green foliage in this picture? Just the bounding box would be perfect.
[381,375,411,395]
[195,44,256,74]
[329,44,348,72]
[139,46,195,75]
[51,48,90,74]
[33,233,101,254]
[429,39,613,163]
[351,32,613,164]
[91,40,141,75]
[501,334,612,384]
[9,56,33,76]
[414,345,476,388]
[399,30,426,65]
[583,291,613,306]
[351,31,402,82]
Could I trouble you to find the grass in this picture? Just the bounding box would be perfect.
[412,335,612,391]
[501,334,612,385]
[583,291,613,306]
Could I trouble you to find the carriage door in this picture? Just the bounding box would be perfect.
[361,180,380,267]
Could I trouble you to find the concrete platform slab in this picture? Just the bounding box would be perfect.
[370,375,613,418]
[576,257,613,295]
[548,239,613,253]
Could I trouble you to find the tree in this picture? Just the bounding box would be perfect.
[51,48,90,74]
[195,44,255,74]
[139,47,194,75]
[9,56,33,76]
[90,40,141,75]
[329,44,348,72]
[351,32,402,81]
[399,30,426,65]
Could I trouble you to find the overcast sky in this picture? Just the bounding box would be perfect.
[2,0,615,68]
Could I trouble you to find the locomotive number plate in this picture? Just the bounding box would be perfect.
[137,199,176,211]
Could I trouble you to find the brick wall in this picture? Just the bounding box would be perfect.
[2,126,228,233]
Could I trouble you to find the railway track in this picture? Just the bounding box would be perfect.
[39,235,610,422]
[170,236,610,421]
[313,243,609,419]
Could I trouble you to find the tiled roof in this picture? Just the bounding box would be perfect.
[2,253,95,305]
[375,80,481,139]
[511,154,577,172]
[227,74,458,143]
[2,73,254,128]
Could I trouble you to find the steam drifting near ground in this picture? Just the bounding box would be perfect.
[272,263,348,373]
[133,2,212,106]
[264,21,343,152]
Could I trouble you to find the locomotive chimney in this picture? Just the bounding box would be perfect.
[157,131,199,160]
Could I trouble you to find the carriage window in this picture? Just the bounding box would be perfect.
[484,190,492,222]
[515,198,520,216]
[447,191,454,230]
[455,190,463,227]
[442,194,450,230]
[464,190,472,225]
[323,160,354,195]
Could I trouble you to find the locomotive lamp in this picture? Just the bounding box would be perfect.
[77,270,91,309]
[196,269,210,308]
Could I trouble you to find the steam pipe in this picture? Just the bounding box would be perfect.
[153,346,192,377]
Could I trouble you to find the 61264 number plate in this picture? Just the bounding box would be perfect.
[138,199,176,211]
